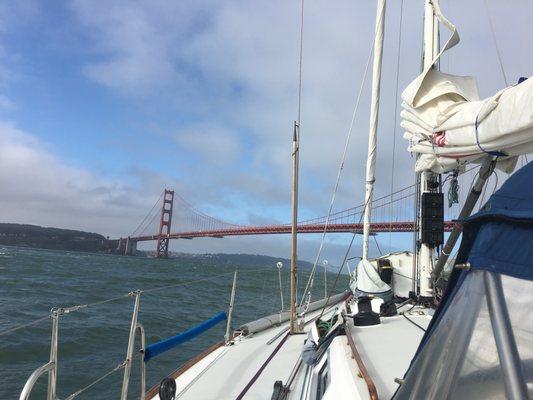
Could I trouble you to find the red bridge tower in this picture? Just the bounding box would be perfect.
[156,189,174,258]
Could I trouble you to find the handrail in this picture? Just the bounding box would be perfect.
[137,323,146,400]
[121,290,142,400]
[19,309,59,400]
[14,274,238,400]
[484,272,528,399]
[225,271,238,343]
[19,362,54,400]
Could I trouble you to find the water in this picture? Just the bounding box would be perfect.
[0,246,347,399]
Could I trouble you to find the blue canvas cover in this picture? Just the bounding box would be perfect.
[394,161,533,399]
[426,161,533,345]
[457,160,533,281]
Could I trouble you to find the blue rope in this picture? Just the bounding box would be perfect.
[475,103,507,158]
[144,311,227,362]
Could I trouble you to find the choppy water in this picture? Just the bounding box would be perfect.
[0,246,346,399]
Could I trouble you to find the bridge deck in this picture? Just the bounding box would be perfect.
[130,221,455,241]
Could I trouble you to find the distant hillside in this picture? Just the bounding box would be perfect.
[0,224,337,271]
[0,223,114,253]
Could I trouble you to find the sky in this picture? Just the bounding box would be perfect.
[0,0,531,264]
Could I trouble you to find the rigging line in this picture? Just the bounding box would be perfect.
[401,313,426,332]
[64,293,132,313]
[298,35,375,309]
[3,268,277,337]
[130,190,164,237]
[482,0,508,87]
[1,294,134,336]
[65,361,126,400]
[478,174,489,211]
[389,0,404,248]
[318,232,357,320]
[0,314,50,337]
[142,271,238,294]
[296,0,305,125]
[373,235,383,256]
[491,170,499,195]
[51,273,237,317]
[316,194,371,320]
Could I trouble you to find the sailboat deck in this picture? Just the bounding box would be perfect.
[346,306,432,398]
[147,301,431,400]
[148,308,329,400]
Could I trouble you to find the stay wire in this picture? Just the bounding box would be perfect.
[317,196,371,320]
[483,0,508,87]
[0,314,51,337]
[0,271,247,337]
[298,34,375,310]
[373,235,383,256]
[65,361,126,400]
[142,271,242,294]
[296,0,305,125]
[389,0,404,248]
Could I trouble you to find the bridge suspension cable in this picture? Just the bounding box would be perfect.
[127,166,491,242]
[130,191,164,237]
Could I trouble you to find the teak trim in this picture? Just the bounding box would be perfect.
[346,330,379,400]
[144,340,225,399]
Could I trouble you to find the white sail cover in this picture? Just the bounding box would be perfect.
[401,1,533,173]
[350,259,392,299]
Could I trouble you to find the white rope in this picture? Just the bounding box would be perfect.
[298,37,375,311]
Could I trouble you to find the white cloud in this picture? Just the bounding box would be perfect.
[174,124,241,165]
[68,0,421,220]
[0,121,162,237]
[0,0,531,262]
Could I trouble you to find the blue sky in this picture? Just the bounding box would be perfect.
[0,0,531,263]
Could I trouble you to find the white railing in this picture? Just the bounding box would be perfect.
[19,308,59,400]
[18,292,146,400]
[12,271,239,400]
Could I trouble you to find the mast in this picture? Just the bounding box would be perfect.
[417,0,440,298]
[290,123,299,334]
[290,0,305,335]
[362,0,386,260]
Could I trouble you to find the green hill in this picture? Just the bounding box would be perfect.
[0,223,113,252]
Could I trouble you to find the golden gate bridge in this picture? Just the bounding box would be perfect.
[114,184,455,257]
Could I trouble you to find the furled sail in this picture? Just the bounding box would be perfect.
[401,1,533,173]
[350,259,392,300]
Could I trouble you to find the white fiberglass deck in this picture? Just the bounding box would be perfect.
[347,305,432,398]
[149,307,330,400]
[148,301,432,400]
